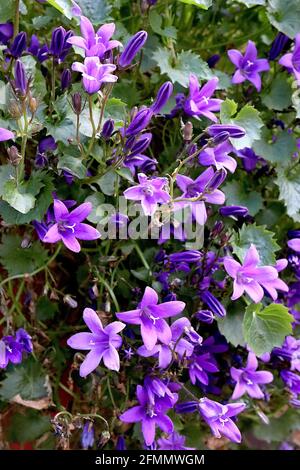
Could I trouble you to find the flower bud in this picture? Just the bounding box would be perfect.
[125,108,153,137]
[207,124,245,139]
[61,68,71,91]
[63,295,78,309]
[212,131,230,145]
[29,96,38,113]
[219,205,249,217]
[207,54,220,69]
[9,102,22,118]
[7,146,22,166]
[14,60,27,96]
[169,250,202,264]
[0,22,13,45]
[50,27,65,57]
[130,132,152,154]
[269,32,291,61]
[71,92,83,115]
[183,121,193,141]
[10,31,27,58]
[151,81,173,114]
[205,168,227,192]
[118,31,148,68]
[195,310,215,324]
[175,401,199,414]
[201,291,226,317]
[101,119,114,140]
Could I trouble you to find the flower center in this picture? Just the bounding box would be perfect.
[202,96,209,105]
[142,307,160,325]
[142,185,154,196]
[237,271,253,284]
[146,405,157,418]
[187,184,201,198]
[58,221,77,235]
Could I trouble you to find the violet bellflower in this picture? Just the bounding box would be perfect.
[200,291,226,317]
[61,68,71,91]
[81,422,95,449]
[125,108,153,137]
[288,236,300,253]
[14,60,27,97]
[206,124,246,139]
[16,328,33,353]
[101,119,114,140]
[72,57,117,94]
[0,128,14,142]
[9,31,27,58]
[230,352,273,400]
[199,397,246,443]
[119,384,174,446]
[67,16,122,58]
[150,81,173,114]
[67,308,125,377]
[219,205,249,218]
[224,244,288,303]
[279,33,300,85]
[123,173,170,216]
[184,75,222,122]
[269,32,291,61]
[228,40,270,92]
[143,376,179,407]
[188,352,219,386]
[157,432,195,450]
[199,141,237,173]
[116,286,185,351]
[0,336,23,368]
[35,135,57,167]
[50,27,73,62]
[274,336,300,372]
[174,167,226,225]
[123,133,156,174]
[42,199,100,253]
[118,31,148,68]
[0,22,13,45]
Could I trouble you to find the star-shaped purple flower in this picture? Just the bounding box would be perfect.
[116,287,185,350]
[72,57,117,94]
[43,199,100,253]
[157,432,195,450]
[199,141,237,173]
[279,33,300,85]
[67,308,125,377]
[228,40,270,91]
[230,352,273,400]
[0,336,23,368]
[123,173,170,216]
[184,75,222,122]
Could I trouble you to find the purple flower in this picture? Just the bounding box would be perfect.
[230,352,273,400]
[0,128,14,142]
[168,250,202,264]
[35,135,57,167]
[101,119,114,140]
[200,292,226,318]
[119,385,174,446]
[234,147,259,172]
[189,352,219,386]
[199,141,236,173]
[224,244,287,303]
[184,75,222,122]
[0,22,13,45]
[143,376,179,407]
[118,31,148,68]
[195,310,215,324]
[67,308,125,377]
[228,40,270,91]
[207,124,246,139]
[115,436,126,450]
[67,16,122,58]
[61,68,71,91]
[157,432,195,450]
[50,27,73,62]
[15,328,33,353]
[288,237,300,253]
[14,60,27,96]
[81,422,95,449]
[9,31,27,58]
[42,199,100,253]
[0,336,23,369]
[123,173,170,216]
[269,32,291,61]
[116,286,185,351]
[281,370,300,395]
[219,205,249,218]
[125,108,153,137]
[175,167,225,225]
[72,57,117,94]
[279,33,300,85]
[275,336,300,372]
[199,397,246,443]
[150,81,173,114]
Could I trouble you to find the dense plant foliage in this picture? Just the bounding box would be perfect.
[0,0,300,451]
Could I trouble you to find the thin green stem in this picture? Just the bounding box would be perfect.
[97,273,120,311]
[51,58,56,106]
[133,242,152,275]
[14,0,20,38]
[106,377,117,411]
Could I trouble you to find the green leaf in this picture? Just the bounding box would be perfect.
[116,167,135,183]
[57,155,87,179]
[46,0,73,18]
[232,223,280,266]
[262,75,292,111]
[149,10,177,39]
[217,303,245,347]
[276,165,300,222]
[36,296,59,322]
[243,303,293,355]
[236,0,265,6]
[0,3,14,22]
[222,180,263,216]
[0,234,48,276]
[85,193,105,224]
[267,0,300,38]
[75,0,112,23]
[0,358,50,401]
[2,180,36,214]
[96,170,117,196]
[254,409,300,443]
[177,0,213,8]
[8,410,50,444]
[221,99,263,150]
[253,131,297,167]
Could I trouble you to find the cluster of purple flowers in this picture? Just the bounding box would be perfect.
[0,329,33,368]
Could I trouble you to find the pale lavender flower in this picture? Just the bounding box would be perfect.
[279,33,300,85]
[67,16,122,58]
[123,173,170,216]
[81,421,95,449]
[230,352,273,400]
[67,308,125,377]
[116,287,185,351]
[0,128,14,141]
[184,75,222,122]
[199,141,237,173]
[288,237,300,253]
[16,328,33,353]
[199,397,246,443]
[157,432,194,450]
[72,57,117,94]
[224,244,286,303]
[43,199,100,253]
[228,40,270,91]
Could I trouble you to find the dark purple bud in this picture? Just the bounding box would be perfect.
[130,132,152,154]
[163,292,177,302]
[14,60,27,96]
[207,124,246,139]
[211,220,224,237]
[219,205,249,217]
[50,27,71,58]
[207,54,220,69]
[37,44,50,62]
[115,436,126,450]
[195,310,215,324]
[16,328,33,353]
[10,31,27,58]
[28,34,40,55]
[38,135,57,154]
[118,30,148,68]
[169,250,202,264]
[0,22,13,45]
[269,32,291,61]
[71,92,83,114]
[288,230,300,239]
[175,401,199,414]
[212,131,230,145]
[101,119,114,140]
[61,68,71,91]
[205,168,227,192]
[151,81,173,114]
[125,108,153,137]
[32,220,49,240]
[201,291,226,317]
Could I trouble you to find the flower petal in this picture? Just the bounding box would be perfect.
[79,348,103,377]
[67,332,95,350]
[83,308,103,334]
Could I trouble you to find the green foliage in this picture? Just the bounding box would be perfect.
[222,180,263,216]
[177,0,213,8]
[267,0,300,38]
[57,155,87,179]
[262,75,292,111]
[232,223,280,266]
[253,131,298,167]
[8,410,50,444]
[254,410,300,443]
[243,303,293,355]
[217,303,245,347]
[0,234,48,276]
[36,296,59,321]
[276,165,300,222]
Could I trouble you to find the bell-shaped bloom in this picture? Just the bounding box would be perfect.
[199,397,246,443]
[288,237,300,253]
[16,328,33,353]
[0,336,23,368]
[279,33,300,85]
[230,352,273,400]
[188,352,219,385]
[43,199,100,253]
[67,16,122,58]
[199,141,237,173]
[175,167,225,225]
[0,128,14,142]
[224,244,287,303]
[67,308,125,377]
[184,75,222,122]
[228,40,270,91]
[157,432,194,450]
[116,286,185,351]
[261,258,289,300]
[119,385,174,446]
[118,30,147,68]
[49,27,73,62]
[72,57,117,94]
[123,173,170,216]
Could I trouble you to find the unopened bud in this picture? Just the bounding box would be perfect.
[63,295,78,309]
[71,92,83,115]
[130,106,138,120]
[9,102,22,118]
[29,96,38,113]
[21,235,31,248]
[183,121,193,141]
[7,146,22,166]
